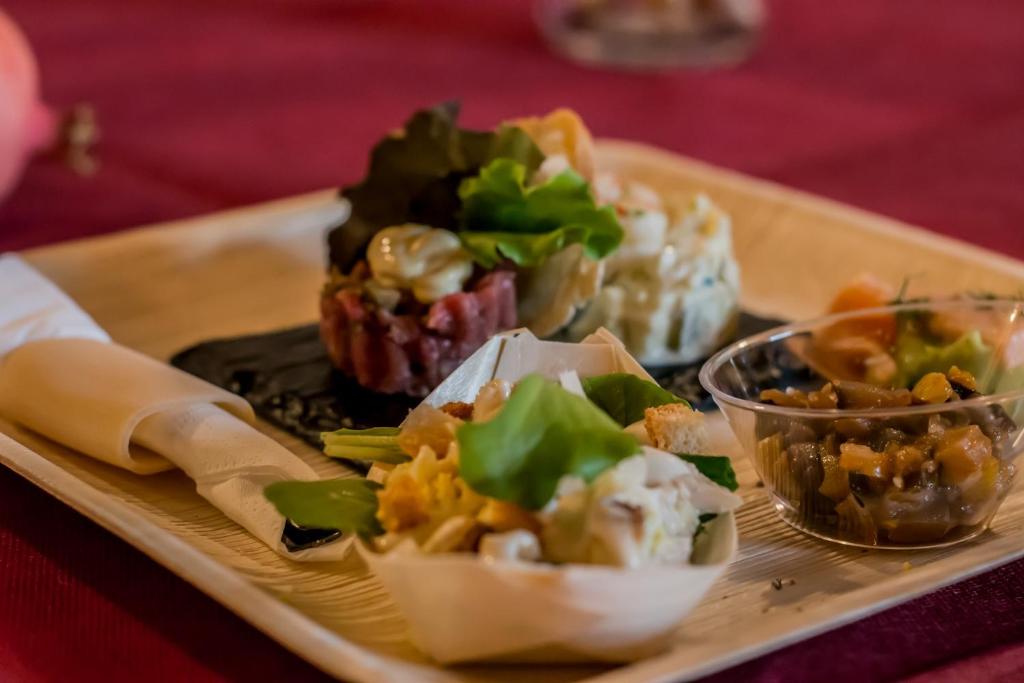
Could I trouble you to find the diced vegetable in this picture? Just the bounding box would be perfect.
[833,381,912,409]
[839,443,892,480]
[947,365,978,392]
[910,372,955,405]
[818,453,850,501]
[934,425,993,487]
[807,382,839,409]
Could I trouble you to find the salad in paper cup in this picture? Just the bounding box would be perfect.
[265,329,741,663]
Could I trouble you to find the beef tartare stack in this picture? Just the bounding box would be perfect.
[321,102,742,395]
[321,102,624,395]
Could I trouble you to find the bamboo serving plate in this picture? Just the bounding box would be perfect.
[2,141,1024,683]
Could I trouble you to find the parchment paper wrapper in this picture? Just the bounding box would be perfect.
[0,255,349,561]
[362,328,739,663]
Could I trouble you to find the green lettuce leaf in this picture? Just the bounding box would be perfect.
[329,102,544,272]
[581,372,689,427]
[457,374,640,510]
[264,479,383,537]
[894,327,991,389]
[678,454,739,491]
[457,158,624,268]
[322,427,410,464]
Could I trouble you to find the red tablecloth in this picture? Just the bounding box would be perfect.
[1,1,1023,681]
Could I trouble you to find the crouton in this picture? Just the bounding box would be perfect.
[476,499,541,534]
[644,403,709,454]
[440,401,474,420]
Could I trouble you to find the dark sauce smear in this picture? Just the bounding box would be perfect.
[281,520,344,553]
[170,312,785,459]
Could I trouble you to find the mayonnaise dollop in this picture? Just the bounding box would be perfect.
[367,225,474,304]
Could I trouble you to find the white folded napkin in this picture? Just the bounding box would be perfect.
[0,254,350,561]
[0,254,111,355]
[132,402,350,560]
[366,328,739,663]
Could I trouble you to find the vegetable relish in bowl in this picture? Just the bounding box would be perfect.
[701,285,1024,548]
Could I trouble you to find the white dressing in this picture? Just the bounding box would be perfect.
[366,224,474,304]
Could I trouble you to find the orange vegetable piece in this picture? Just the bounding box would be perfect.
[935,425,993,487]
[822,274,899,347]
[819,453,851,501]
[513,109,595,181]
[911,372,955,404]
[828,273,897,314]
[960,456,1001,505]
[839,443,892,480]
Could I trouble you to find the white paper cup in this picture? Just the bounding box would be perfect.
[359,512,735,663]
[359,328,739,663]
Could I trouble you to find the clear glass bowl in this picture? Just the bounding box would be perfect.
[534,0,765,70]
[699,299,1024,549]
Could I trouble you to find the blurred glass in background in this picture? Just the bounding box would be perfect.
[536,0,765,69]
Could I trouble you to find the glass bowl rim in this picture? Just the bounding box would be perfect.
[698,298,1024,419]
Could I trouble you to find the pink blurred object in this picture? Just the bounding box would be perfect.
[0,9,96,202]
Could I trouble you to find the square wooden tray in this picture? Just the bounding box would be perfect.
[2,141,1023,683]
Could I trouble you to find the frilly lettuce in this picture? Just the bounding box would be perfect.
[894,327,991,389]
[457,158,624,268]
[329,102,544,272]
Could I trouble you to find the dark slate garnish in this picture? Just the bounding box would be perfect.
[171,324,419,471]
